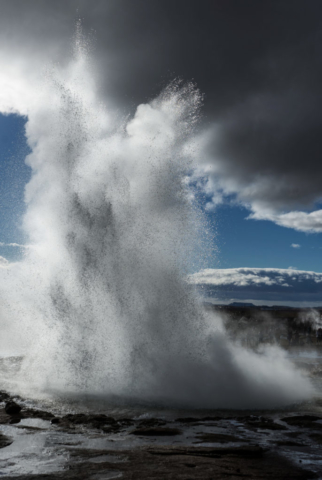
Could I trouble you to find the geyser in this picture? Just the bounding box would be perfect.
[0,26,313,408]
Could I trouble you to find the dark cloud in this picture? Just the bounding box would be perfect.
[2,1,320,109]
[1,0,322,230]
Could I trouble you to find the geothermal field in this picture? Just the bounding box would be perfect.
[0,5,322,479]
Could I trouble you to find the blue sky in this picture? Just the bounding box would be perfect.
[208,204,322,273]
[0,114,30,261]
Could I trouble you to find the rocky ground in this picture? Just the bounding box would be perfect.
[0,391,322,479]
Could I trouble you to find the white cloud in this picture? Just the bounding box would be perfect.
[189,267,322,304]
[0,243,29,248]
[291,243,300,248]
[248,209,322,233]
[189,267,319,287]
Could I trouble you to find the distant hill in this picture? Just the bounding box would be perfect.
[228,302,255,307]
[205,302,322,313]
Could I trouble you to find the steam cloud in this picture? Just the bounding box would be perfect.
[0,26,313,409]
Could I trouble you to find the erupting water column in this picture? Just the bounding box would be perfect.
[7,24,312,408]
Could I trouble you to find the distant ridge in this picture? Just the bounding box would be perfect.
[204,302,322,310]
[228,302,255,307]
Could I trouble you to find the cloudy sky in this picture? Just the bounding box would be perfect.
[0,0,322,305]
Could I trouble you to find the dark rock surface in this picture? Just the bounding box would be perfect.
[275,439,307,447]
[281,415,322,428]
[0,390,321,478]
[59,413,120,433]
[0,392,10,402]
[0,433,12,448]
[309,433,322,444]
[194,433,247,444]
[23,408,55,421]
[5,401,21,415]
[0,445,317,479]
[242,415,287,431]
[175,417,200,423]
[0,406,55,425]
[131,426,182,436]
[138,417,166,427]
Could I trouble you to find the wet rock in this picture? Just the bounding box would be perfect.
[194,433,247,444]
[147,445,265,458]
[62,413,115,424]
[138,418,167,428]
[3,443,317,480]
[175,417,199,423]
[60,413,120,432]
[281,415,322,428]
[175,416,221,426]
[101,425,120,434]
[284,431,303,438]
[117,418,134,426]
[0,408,17,424]
[255,422,287,431]
[0,433,12,448]
[275,440,306,447]
[9,416,21,424]
[309,433,322,445]
[200,416,221,422]
[105,445,317,479]
[243,415,287,431]
[23,408,55,421]
[0,391,10,402]
[0,403,55,426]
[15,425,47,431]
[131,426,182,436]
[5,400,21,415]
